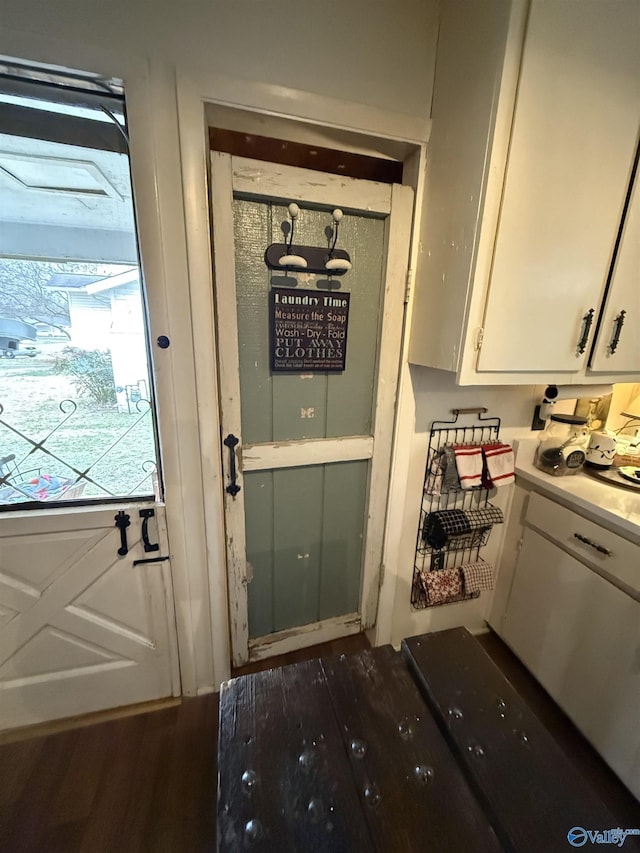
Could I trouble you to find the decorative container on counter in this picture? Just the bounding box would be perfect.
[585,430,618,470]
[534,414,589,477]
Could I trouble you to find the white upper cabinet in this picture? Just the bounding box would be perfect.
[409,0,640,385]
[478,1,639,374]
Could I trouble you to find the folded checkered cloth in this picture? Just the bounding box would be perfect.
[421,568,463,604]
[467,504,504,529]
[423,509,470,548]
[461,558,494,593]
[422,505,504,549]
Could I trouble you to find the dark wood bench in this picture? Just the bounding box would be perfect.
[402,628,637,852]
[217,628,636,852]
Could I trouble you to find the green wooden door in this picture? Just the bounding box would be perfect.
[211,154,412,666]
[234,198,385,638]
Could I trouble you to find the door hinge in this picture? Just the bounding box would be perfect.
[378,562,385,588]
[404,268,414,303]
[475,326,485,351]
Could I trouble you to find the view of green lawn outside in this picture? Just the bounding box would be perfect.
[0,261,158,506]
[0,350,157,504]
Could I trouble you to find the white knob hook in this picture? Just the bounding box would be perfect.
[326,208,349,273]
[284,201,301,256]
[328,209,343,254]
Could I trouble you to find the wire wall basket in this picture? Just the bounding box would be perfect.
[412,407,502,609]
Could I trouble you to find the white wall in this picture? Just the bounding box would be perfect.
[1,0,437,120]
[608,383,640,435]
[385,365,544,648]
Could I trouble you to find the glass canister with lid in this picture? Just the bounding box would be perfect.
[534,414,590,476]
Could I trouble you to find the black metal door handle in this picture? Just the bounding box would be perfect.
[223,433,241,497]
[609,310,626,354]
[115,510,131,557]
[139,508,160,552]
[577,308,595,355]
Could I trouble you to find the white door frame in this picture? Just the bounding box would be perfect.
[210,153,413,666]
[175,68,428,684]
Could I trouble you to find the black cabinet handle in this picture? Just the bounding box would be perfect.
[115,510,131,557]
[576,308,595,355]
[223,433,241,497]
[608,310,626,355]
[573,532,612,557]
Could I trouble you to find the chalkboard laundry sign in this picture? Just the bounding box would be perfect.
[270,286,350,373]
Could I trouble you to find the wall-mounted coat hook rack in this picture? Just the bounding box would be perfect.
[265,204,352,275]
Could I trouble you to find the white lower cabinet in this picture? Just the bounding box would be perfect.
[503,526,640,798]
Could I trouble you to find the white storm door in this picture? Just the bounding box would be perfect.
[210,154,412,667]
[0,505,179,731]
[0,72,180,731]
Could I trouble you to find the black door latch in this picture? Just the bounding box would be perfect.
[114,510,131,556]
[223,433,241,497]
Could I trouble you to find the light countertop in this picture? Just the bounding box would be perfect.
[514,439,640,544]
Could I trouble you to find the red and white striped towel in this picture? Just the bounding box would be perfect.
[452,444,483,489]
[482,442,515,488]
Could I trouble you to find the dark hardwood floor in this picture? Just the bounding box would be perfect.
[0,690,219,853]
[0,629,638,852]
[0,633,370,853]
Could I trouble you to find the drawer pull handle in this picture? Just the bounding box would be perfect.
[573,532,611,557]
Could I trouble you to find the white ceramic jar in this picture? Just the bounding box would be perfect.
[585,430,618,469]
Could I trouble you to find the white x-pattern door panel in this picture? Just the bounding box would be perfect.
[0,505,179,731]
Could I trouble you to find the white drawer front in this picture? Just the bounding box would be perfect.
[525,492,640,596]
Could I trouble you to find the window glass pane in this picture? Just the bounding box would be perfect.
[0,86,159,507]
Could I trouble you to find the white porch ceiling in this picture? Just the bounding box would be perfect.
[0,132,137,263]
